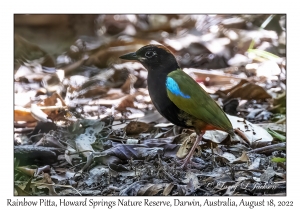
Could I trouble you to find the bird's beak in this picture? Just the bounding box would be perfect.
[119,52,138,61]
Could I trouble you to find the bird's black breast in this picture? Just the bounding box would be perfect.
[147,71,192,128]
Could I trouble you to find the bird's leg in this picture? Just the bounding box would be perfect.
[180,131,204,169]
[210,142,217,168]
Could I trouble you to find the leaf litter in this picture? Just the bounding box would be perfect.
[14,14,286,196]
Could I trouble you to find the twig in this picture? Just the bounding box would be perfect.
[29,133,44,140]
[14,128,34,133]
[234,128,251,145]
[247,143,286,154]
[66,150,93,155]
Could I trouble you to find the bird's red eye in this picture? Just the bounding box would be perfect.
[145,51,155,58]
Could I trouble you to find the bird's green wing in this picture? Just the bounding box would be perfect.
[166,70,232,131]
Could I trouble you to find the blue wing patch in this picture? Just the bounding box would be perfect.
[166,77,190,99]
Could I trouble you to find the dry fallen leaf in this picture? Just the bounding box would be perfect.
[162,183,175,196]
[16,166,36,177]
[125,121,153,135]
[15,104,68,123]
[121,74,137,94]
[34,173,58,196]
[86,39,149,68]
[77,86,110,98]
[31,104,55,122]
[183,68,246,88]
[225,82,272,101]
[75,127,96,157]
[14,34,55,71]
[227,115,273,147]
[137,183,166,196]
[39,92,66,106]
[14,106,37,122]
[119,181,145,196]
[116,95,136,112]
[14,185,31,196]
[231,151,249,164]
[260,167,276,182]
[176,133,197,159]
[182,171,199,188]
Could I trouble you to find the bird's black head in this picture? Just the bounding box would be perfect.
[119,44,179,72]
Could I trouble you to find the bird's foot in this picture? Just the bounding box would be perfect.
[178,157,192,169]
[176,157,202,169]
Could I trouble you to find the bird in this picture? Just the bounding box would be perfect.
[120,44,234,169]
